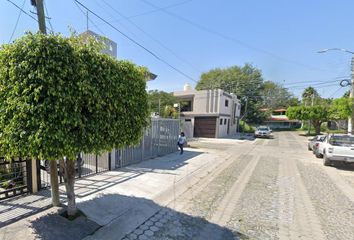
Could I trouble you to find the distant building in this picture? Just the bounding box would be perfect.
[173,84,241,138]
[80,30,117,58]
[262,108,300,129]
[80,30,156,81]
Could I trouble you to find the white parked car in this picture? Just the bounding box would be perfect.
[314,135,327,158]
[321,134,354,166]
[308,135,326,152]
[254,126,272,138]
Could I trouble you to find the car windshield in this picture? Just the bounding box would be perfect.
[258,128,269,131]
[329,135,354,146]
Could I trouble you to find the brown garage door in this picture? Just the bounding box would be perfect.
[194,117,216,138]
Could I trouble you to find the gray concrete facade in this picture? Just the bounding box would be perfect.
[174,87,241,138]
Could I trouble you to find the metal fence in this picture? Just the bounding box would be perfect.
[0,160,31,200]
[39,153,111,189]
[36,119,178,192]
[116,118,179,168]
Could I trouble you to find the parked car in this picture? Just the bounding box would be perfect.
[254,126,272,138]
[321,134,354,166]
[307,135,326,152]
[314,136,327,158]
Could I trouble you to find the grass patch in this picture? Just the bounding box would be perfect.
[239,121,255,133]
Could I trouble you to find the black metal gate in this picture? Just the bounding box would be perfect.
[39,153,111,189]
[0,159,32,200]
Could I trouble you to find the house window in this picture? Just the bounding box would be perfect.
[225,100,229,107]
[220,118,223,125]
[224,119,227,125]
[185,119,191,122]
[180,100,192,112]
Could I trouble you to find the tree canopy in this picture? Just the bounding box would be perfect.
[328,97,352,120]
[286,97,352,134]
[0,33,150,216]
[147,90,177,117]
[0,33,149,160]
[261,81,299,109]
[286,105,328,134]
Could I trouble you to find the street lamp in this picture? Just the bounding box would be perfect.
[318,48,354,134]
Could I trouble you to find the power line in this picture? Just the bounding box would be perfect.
[328,86,344,98]
[140,0,329,73]
[74,0,198,83]
[8,0,26,43]
[284,80,345,89]
[72,0,105,36]
[289,83,340,90]
[98,0,202,75]
[76,0,193,33]
[6,0,38,23]
[283,78,344,86]
[6,0,51,33]
[43,0,54,33]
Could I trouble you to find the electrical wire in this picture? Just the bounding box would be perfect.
[283,78,346,86]
[328,86,344,98]
[98,0,202,74]
[6,0,52,33]
[6,0,37,22]
[73,0,105,36]
[8,0,26,43]
[76,0,193,33]
[74,0,198,83]
[140,0,329,73]
[44,0,54,33]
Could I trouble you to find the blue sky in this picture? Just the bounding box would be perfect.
[1,0,354,98]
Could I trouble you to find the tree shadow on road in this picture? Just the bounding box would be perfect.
[29,193,246,240]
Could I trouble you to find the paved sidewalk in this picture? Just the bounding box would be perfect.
[0,145,232,240]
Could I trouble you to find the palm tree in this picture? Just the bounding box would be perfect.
[302,87,319,106]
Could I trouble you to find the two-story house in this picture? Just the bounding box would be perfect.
[174,84,241,138]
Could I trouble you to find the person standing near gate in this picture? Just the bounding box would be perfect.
[177,132,186,155]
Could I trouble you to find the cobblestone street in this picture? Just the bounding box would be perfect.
[122,132,354,240]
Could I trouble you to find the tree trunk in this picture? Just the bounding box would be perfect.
[313,121,321,135]
[49,160,60,207]
[61,158,77,218]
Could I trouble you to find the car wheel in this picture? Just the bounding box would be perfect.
[323,154,331,166]
[315,152,323,158]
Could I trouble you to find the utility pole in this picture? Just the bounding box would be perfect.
[31,0,47,34]
[31,0,60,207]
[317,48,354,134]
[350,56,354,134]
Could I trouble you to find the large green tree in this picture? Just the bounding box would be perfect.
[261,81,299,109]
[0,33,149,217]
[147,90,177,117]
[328,97,352,120]
[286,105,328,134]
[196,64,264,123]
